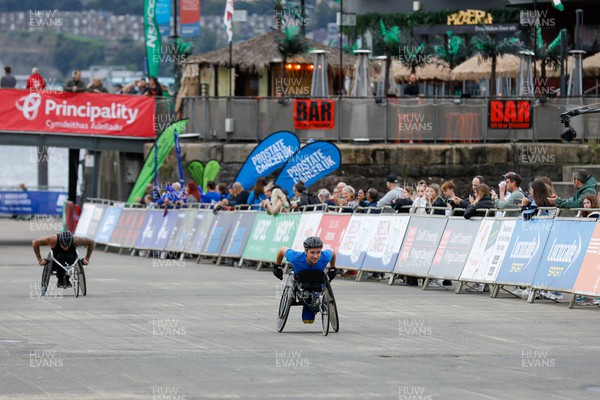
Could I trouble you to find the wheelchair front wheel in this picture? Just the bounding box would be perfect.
[326,281,339,333]
[277,285,293,333]
[40,262,53,297]
[321,291,330,336]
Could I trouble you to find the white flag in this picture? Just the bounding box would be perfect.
[224,0,234,42]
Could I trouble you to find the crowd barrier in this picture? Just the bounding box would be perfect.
[74,200,600,309]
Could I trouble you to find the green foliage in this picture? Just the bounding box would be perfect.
[471,32,523,60]
[52,33,106,75]
[276,26,310,59]
[433,31,469,69]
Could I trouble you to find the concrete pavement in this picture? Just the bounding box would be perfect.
[1,219,599,399]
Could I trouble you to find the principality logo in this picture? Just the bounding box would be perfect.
[16,93,42,120]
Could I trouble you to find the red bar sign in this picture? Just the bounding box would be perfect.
[488,99,532,129]
[293,99,335,130]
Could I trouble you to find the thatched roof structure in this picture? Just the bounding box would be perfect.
[451,54,522,81]
[583,52,600,77]
[183,31,359,73]
[393,58,452,83]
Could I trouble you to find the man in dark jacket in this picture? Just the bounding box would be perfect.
[64,70,86,92]
[550,169,598,209]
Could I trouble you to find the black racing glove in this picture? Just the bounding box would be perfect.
[327,267,337,281]
[273,264,283,280]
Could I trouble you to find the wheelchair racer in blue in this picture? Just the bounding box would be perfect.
[273,236,337,324]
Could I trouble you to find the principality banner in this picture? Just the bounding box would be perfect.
[1,89,155,137]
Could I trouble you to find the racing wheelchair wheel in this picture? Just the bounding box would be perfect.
[277,275,294,333]
[325,281,339,333]
[74,261,87,297]
[321,291,330,336]
[40,262,53,297]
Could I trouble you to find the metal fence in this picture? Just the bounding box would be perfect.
[181,96,600,142]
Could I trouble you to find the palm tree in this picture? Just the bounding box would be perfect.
[471,32,524,96]
[532,26,564,93]
[275,25,311,97]
[379,20,401,97]
[433,30,468,70]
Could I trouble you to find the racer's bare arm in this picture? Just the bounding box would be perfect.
[276,247,289,266]
[32,235,58,266]
[328,251,336,270]
[74,236,95,265]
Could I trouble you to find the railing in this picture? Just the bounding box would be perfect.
[181,96,600,143]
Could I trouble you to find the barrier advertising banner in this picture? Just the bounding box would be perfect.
[84,204,107,240]
[573,222,600,297]
[94,206,123,244]
[336,214,379,269]
[1,89,155,137]
[428,218,481,280]
[220,212,258,258]
[274,142,341,195]
[115,209,148,249]
[532,219,596,291]
[243,213,301,262]
[290,212,323,251]
[363,215,410,272]
[0,190,67,215]
[168,208,199,252]
[460,219,497,282]
[315,213,352,253]
[74,203,95,237]
[234,131,300,191]
[394,216,448,277]
[201,211,237,256]
[179,0,201,36]
[165,209,191,252]
[186,210,215,254]
[495,219,554,286]
[461,219,516,283]
[135,210,179,250]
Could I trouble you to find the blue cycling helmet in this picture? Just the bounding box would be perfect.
[303,236,323,249]
[58,231,74,248]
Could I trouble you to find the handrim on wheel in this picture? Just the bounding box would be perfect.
[40,263,53,297]
[277,284,293,333]
[326,281,339,333]
[76,262,87,297]
[321,291,330,336]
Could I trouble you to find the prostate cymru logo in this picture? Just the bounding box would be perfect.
[16,93,42,120]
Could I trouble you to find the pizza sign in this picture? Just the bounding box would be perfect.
[488,100,532,129]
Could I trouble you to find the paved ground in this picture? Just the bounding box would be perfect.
[1,218,599,399]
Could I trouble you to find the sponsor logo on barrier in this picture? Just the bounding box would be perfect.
[399,385,432,400]
[399,318,432,337]
[275,349,310,368]
[30,349,63,368]
[521,349,556,368]
[152,386,186,400]
[152,318,186,336]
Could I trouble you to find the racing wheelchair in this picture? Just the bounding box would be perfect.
[40,250,87,298]
[277,269,339,336]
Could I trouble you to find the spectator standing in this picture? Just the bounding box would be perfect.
[202,181,221,204]
[377,175,403,207]
[87,77,108,93]
[145,76,163,96]
[403,73,420,96]
[26,67,46,91]
[549,169,598,209]
[1,66,17,88]
[186,181,202,203]
[64,70,86,93]
[464,184,494,219]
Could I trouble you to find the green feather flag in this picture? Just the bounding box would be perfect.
[187,160,205,189]
[202,160,221,193]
